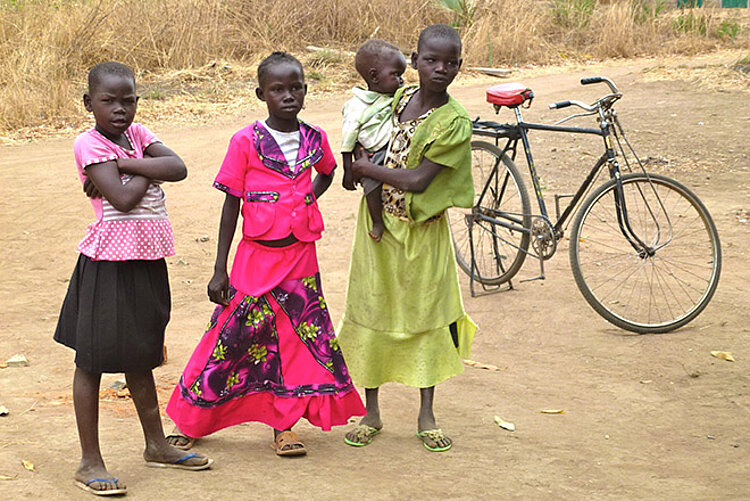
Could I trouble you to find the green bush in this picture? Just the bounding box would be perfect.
[551,0,596,29]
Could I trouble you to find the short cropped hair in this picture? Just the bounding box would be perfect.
[88,62,135,93]
[417,24,462,52]
[257,51,304,87]
[354,39,401,80]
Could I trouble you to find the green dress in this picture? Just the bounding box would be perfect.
[337,86,477,388]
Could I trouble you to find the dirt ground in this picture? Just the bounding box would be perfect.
[1,51,749,500]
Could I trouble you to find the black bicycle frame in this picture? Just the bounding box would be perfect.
[473,107,652,254]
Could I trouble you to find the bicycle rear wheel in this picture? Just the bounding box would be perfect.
[569,173,721,333]
[449,141,531,285]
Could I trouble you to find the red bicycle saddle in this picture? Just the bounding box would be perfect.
[486,83,534,108]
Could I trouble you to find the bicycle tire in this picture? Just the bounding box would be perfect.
[569,173,721,333]
[449,141,531,285]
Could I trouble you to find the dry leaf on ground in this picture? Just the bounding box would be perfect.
[0,474,17,480]
[463,359,504,371]
[21,460,35,472]
[711,351,735,362]
[540,409,565,414]
[494,415,515,431]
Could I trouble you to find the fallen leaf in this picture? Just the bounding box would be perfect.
[540,409,565,414]
[21,460,35,472]
[640,380,653,384]
[109,380,127,391]
[463,359,503,371]
[5,354,29,367]
[711,351,735,362]
[0,405,8,416]
[0,474,17,480]
[494,415,515,431]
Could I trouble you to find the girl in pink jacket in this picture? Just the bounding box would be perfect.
[166,52,364,456]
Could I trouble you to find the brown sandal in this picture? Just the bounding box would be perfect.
[270,430,307,457]
[166,429,196,451]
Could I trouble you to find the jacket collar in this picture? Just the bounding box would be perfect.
[253,120,324,179]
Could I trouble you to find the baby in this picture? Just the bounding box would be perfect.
[341,39,406,241]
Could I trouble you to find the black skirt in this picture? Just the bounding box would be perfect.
[54,254,170,373]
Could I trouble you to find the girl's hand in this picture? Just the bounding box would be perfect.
[350,157,369,184]
[207,270,230,306]
[83,177,102,198]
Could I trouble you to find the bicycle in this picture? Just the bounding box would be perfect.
[448,77,721,333]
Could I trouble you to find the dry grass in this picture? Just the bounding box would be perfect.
[1,0,748,139]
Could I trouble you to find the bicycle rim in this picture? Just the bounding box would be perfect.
[449,141,531,285]
[570,173,721,333]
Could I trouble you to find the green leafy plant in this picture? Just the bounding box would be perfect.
[436,0,476,29]
[715,20,741,41]
[672,12,708,36]
[633,0,666,25]
[551,0,596,29]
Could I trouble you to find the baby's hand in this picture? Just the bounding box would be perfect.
[353,144,367,160]
[83,177,102,198]
[342,165,356,191]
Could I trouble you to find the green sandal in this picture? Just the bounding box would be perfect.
[416,429,452,452]
[344,424,382,447]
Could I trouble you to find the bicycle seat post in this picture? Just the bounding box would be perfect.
[513,107,524,124]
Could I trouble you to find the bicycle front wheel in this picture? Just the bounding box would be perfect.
[449,141,531,285]
[569,173,721,333]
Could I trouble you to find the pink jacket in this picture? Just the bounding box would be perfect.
[214,121,336,242]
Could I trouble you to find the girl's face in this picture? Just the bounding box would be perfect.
[369,50,407,95]
[412,37,462,94]
[84,74,138,140]
[256,63,307,125]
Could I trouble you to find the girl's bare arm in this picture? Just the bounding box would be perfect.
[313,169,335,199]
[116,143,187,181]
[85,160,151,212]
[207,194,240,306]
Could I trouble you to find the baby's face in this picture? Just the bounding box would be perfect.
[370,50,407,95]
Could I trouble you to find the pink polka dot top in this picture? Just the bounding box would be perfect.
[73,124,175,261]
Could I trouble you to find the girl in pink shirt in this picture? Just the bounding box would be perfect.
[166,52,364,456]
[55,62,212,496]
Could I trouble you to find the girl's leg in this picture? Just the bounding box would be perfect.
[73,367,127,493]
[417,386,452,450]
[125,370,211,468]
[344,387,383,445]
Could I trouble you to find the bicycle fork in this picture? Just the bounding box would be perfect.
[604,124,662,258]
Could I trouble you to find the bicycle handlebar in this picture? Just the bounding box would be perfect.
[581,76,619,94]
[549,100,571,110]
[581,77,603,85]
[549,99,595,112]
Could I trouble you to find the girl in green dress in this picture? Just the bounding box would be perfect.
[338,24,476,452]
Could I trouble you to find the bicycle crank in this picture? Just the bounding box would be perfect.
[531,217,557,260]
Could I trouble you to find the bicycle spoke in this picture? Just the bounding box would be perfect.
[570,174,720,332]
[450,142,531,285]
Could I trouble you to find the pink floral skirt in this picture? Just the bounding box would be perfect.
[166,272,364,437]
